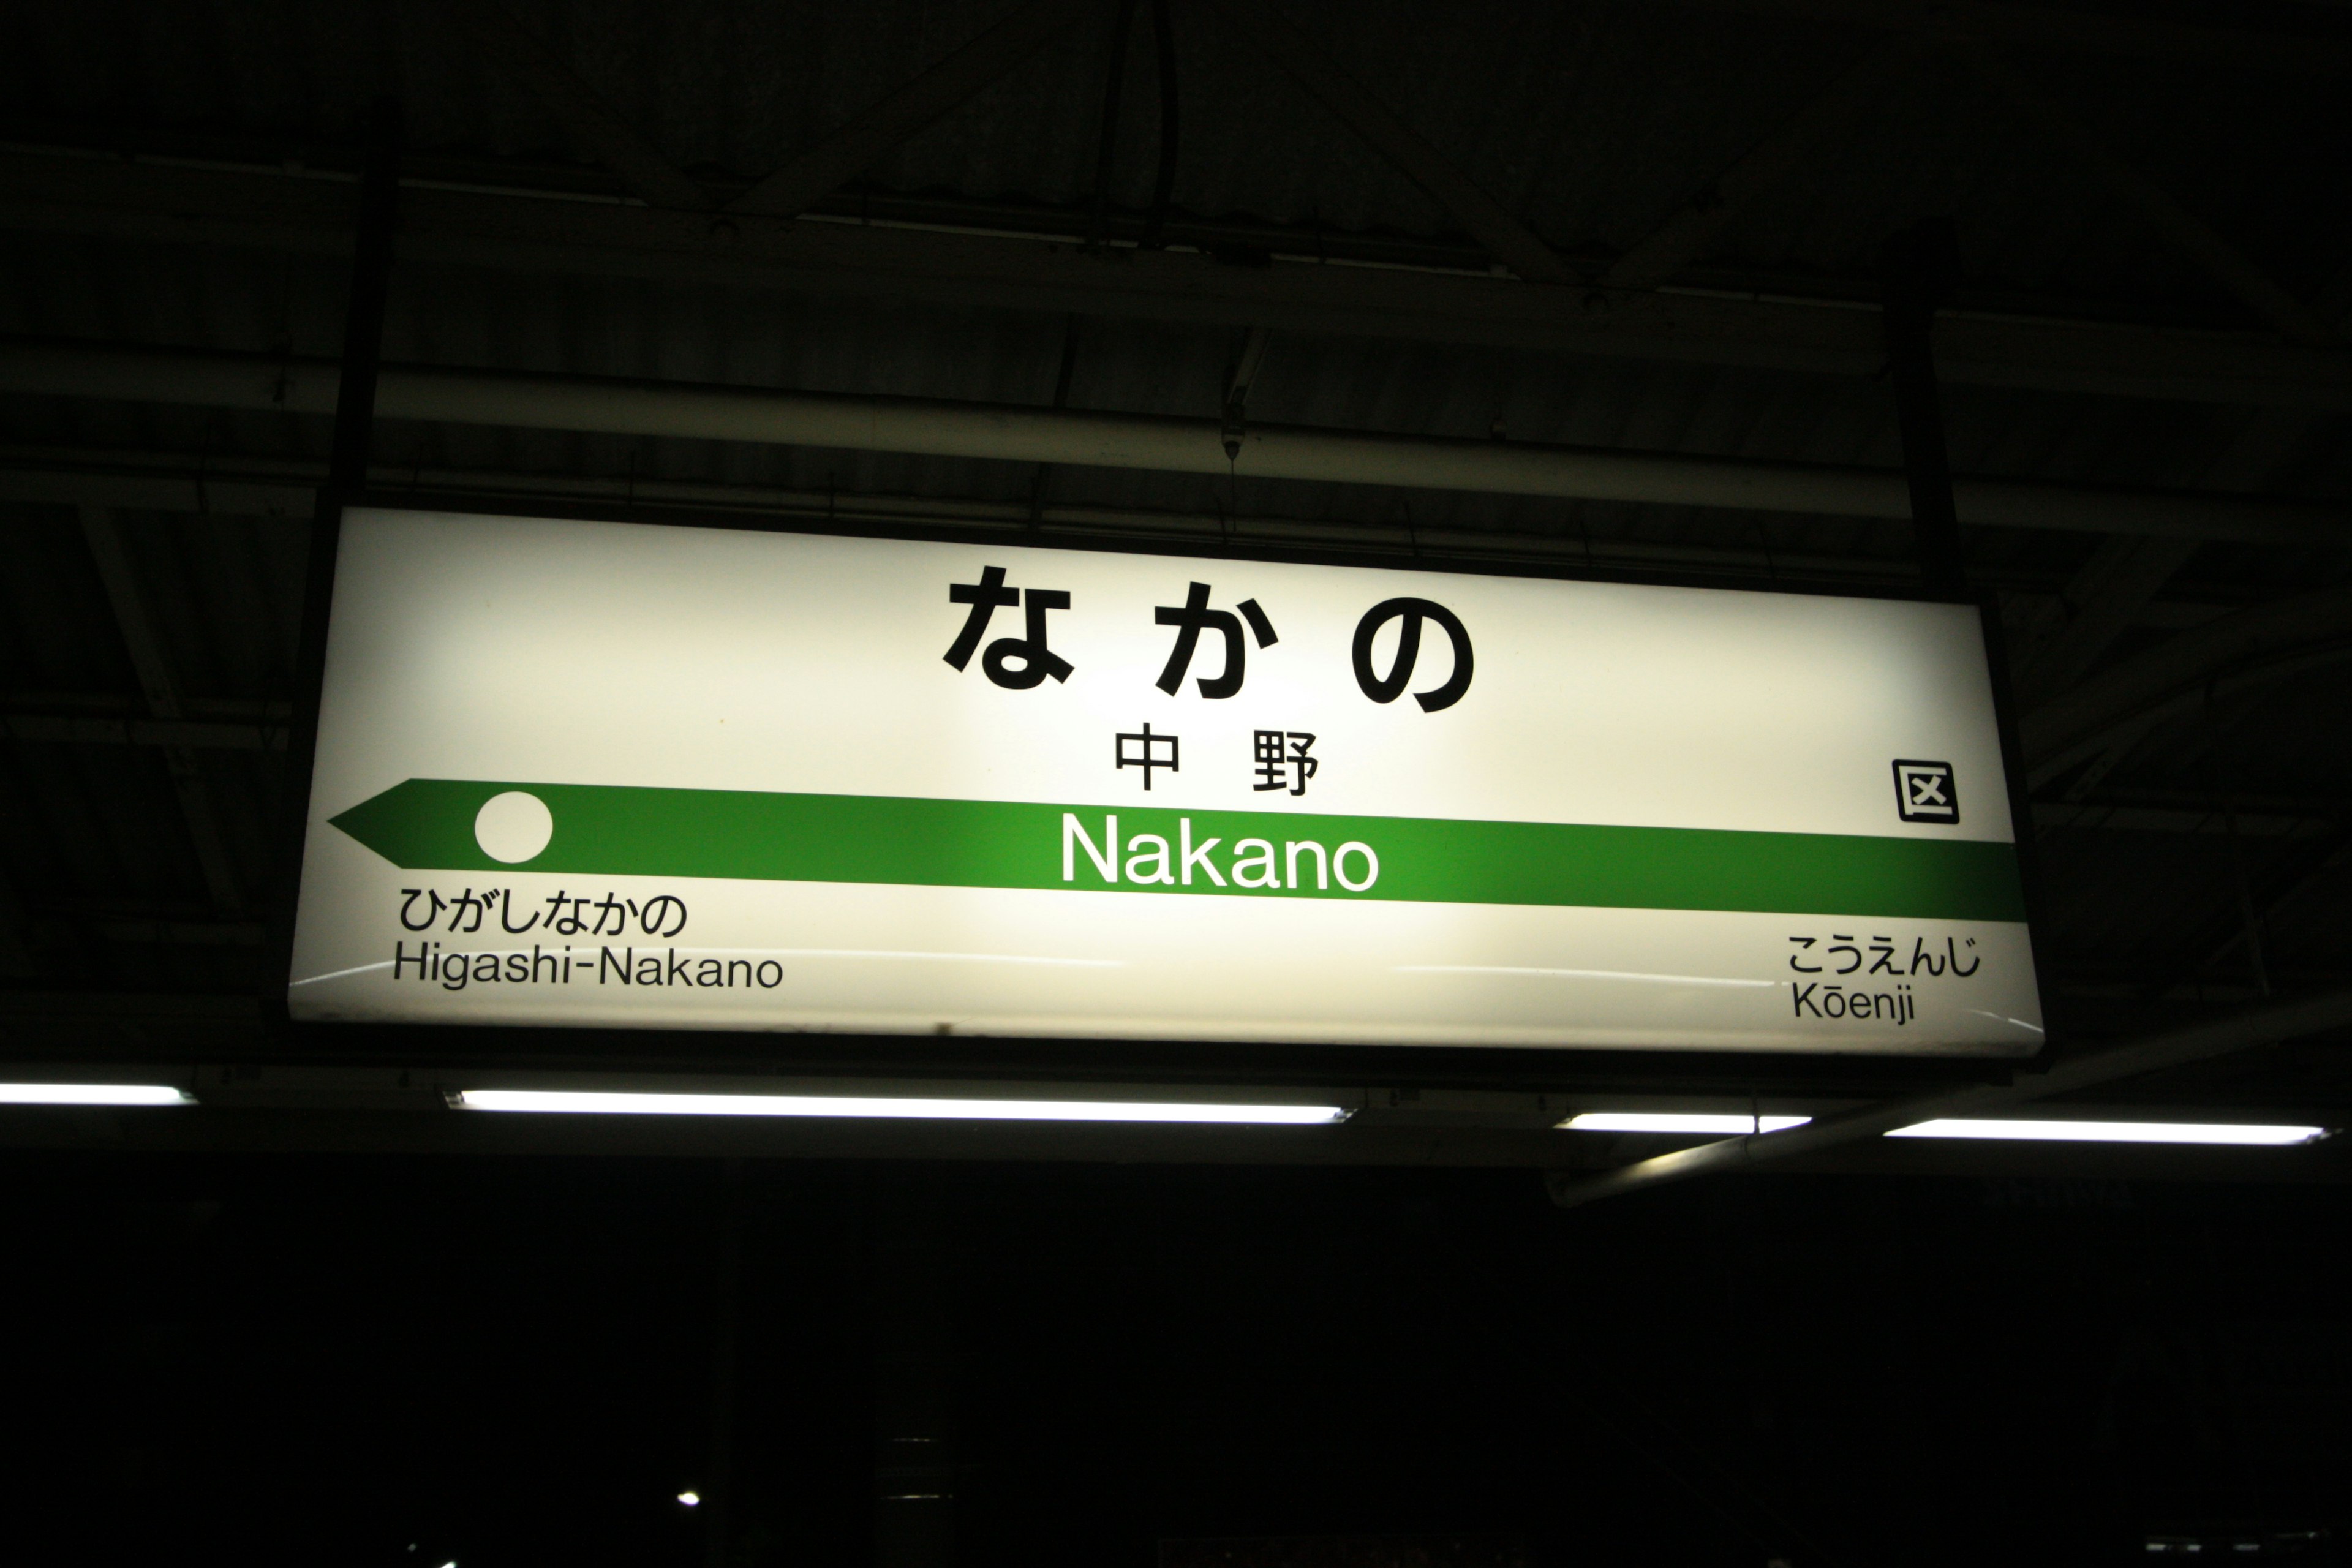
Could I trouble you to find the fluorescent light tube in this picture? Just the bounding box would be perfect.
[1561,1111,1811,1134]
[0,1082,190,1106]
[453,1090,1350,1125]
[1888,1118,2328,1145]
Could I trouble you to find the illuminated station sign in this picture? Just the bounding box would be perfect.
[290,509,2041,1056]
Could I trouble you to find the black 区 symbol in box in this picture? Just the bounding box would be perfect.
[1892,760,1959,824]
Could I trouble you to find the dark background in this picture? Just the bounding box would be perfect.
[7,1153,2348,1567]
[6,1,2352,1562]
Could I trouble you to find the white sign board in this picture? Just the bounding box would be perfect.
[290,508,2042,1055]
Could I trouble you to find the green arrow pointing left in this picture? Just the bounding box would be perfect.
[326,777,2029,922]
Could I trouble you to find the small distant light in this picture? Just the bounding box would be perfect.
[1889,1119,2328,1146]
[0,1082,189,1106]
[677,1491,701,1507]
[1561,1111,1810,1135]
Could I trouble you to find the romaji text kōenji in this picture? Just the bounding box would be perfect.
[1061,813,1378,892]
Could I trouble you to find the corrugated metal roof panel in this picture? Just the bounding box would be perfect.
[2,0,2347,1009]
[8,0,2345,312]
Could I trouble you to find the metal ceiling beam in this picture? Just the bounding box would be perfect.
[2017,409,2321,707]
[2031,801,2339,839]
[1,690,286,722]
[1198,0,1573,285]
[5,149,2348,410]
[0,444,2323,631]
[1948,34,2339,346]
[2188,837,2352,994]
[2011,279,2352,707]
[728,0,1091,218]
[95,919,268,948]
[1602,34,1926,290]
[434,0,714,211]
[0,713,286,750]
[1547,983,2352,1208]
[0,870,36,979]
[2011,535,2203,712]
[1654,0,2352,80]
[2088,653,2352,800]
[2032,682,2351,817]
[0,442,2152,587]
[2152,821,2339,1001]
[2020,586,2352,780]
[0,444,1826,578]
[74,505,247,914]
[6,338,2343,543]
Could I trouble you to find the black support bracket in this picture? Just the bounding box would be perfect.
[266,100,402,1017]
[1879,217,1968,599]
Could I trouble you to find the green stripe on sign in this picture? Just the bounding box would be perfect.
[329,779,2027,922]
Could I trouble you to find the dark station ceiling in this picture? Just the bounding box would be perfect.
[0,0,2349,1166]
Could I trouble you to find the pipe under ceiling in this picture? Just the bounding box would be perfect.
[0,338,2340,544]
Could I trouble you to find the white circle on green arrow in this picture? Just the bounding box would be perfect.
[475,791,553,864]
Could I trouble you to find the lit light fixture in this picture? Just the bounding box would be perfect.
[1561,1111,1811,1134]
[1889,1118,2328,1146]
[677,1491,701,1507]
[0,1082,190,1106]
[453,1090,1351,1125]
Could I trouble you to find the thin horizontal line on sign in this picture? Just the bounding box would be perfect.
[1398,965,1777,988]
[763,949,1122,967]
[288,948,1123,988]
[290,960,398,987]
[329,780,2030,923]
